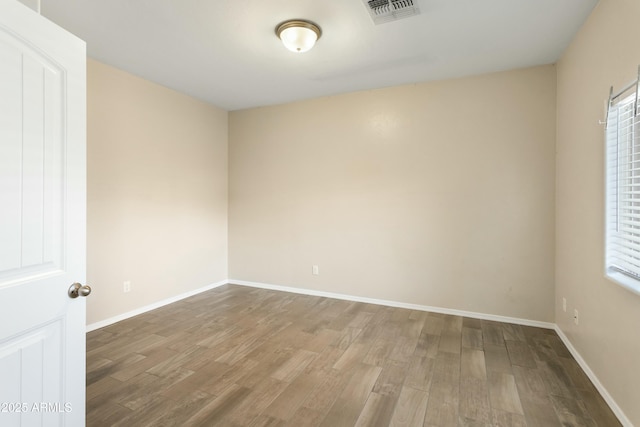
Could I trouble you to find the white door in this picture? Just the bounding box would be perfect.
[0,1,87,426]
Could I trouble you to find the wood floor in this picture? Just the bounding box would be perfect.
[86,284,620,427]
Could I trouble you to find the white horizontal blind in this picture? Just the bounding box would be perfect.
[606,92,640,280]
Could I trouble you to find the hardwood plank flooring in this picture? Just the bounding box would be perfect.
[86,284,620,426]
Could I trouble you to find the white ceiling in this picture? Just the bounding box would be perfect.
[41,0,598,111]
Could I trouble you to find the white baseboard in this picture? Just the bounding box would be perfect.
[229,279,556,330]
[554,326,632,427]
[85,280,228,332]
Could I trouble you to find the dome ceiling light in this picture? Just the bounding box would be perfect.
[275,20,322,53]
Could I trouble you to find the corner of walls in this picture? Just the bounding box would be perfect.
[86,59,229,326]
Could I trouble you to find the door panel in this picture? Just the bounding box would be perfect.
[0,41,22,272]
[0,320,64,427]
[0,26,64,283]
[0,1,86,426]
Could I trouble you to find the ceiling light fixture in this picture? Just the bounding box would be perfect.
[276,20,322,53]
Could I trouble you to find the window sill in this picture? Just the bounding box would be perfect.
[605,269,640,296]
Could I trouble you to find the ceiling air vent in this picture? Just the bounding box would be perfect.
[365,0,420,25]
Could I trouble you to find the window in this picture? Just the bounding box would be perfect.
[605,84,640,295]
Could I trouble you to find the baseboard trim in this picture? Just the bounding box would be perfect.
[554,326,632,427]
[85,280,228,332]
[229,279,556,330]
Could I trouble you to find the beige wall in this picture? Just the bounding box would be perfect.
[556,0,640,423]
[229,66,557,322]
[87,59,228,325]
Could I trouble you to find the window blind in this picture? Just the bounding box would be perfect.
[605,89,640,281]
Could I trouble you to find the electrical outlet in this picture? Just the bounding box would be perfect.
[123,281,131,293]
[562,297,566,312]
[312,265,319,275]
[574,309,579,325]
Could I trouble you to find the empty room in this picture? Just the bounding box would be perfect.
[1,0,639,426]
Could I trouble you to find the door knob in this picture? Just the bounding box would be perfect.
[68,283,92,298]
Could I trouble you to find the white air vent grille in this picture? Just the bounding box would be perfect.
[365,0,420,24]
